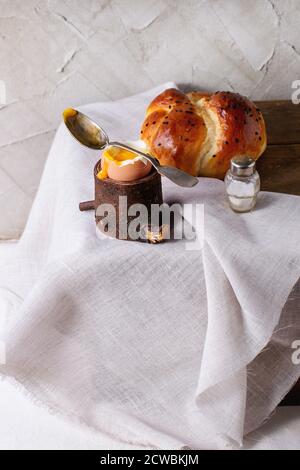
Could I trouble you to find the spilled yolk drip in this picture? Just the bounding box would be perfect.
[97,147,138,180]
[97,157,109,180]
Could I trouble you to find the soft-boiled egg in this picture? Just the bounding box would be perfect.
[97,140,152,182]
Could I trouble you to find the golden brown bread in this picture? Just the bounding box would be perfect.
[140,88,267,179]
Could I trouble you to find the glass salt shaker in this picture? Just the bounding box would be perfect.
[225,157,260,212]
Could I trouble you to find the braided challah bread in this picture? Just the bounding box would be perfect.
[140,88,266,179]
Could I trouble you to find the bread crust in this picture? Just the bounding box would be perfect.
[140,88,267,179]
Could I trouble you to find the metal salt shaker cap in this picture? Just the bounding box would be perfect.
[230,156,256,177]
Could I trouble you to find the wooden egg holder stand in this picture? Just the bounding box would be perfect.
[79,159,164,243]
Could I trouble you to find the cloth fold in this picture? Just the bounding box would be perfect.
[0,83,300,449]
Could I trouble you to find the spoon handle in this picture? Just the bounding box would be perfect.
[109,141,160,167]
[109,141,198,188]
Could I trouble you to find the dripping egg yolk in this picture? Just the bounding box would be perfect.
[97,146,152,182]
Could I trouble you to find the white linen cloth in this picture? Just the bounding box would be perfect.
[0,378,300,450]
[0,83,300,449]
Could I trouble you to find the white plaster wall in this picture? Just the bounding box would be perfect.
[0,0,299,238]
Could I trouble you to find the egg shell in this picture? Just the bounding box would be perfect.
[102,155,152,182]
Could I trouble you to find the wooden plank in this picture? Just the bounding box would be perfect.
[256,143,300,195]
[255,100,300,146]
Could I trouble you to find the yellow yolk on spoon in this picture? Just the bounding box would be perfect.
[63,108,78,119]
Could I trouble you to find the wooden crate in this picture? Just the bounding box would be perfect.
[255,101,300,405]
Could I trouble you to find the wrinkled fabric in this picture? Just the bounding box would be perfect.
[0,83,300,449]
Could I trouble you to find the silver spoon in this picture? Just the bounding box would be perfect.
[63,108,198,188]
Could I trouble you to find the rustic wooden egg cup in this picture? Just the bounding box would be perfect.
[79,159,164,242]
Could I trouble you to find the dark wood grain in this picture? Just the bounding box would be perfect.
[255,100,300,145]
[256,144,300,195]
[254,101,300,196]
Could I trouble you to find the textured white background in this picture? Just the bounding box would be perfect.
[0,0,299,238]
